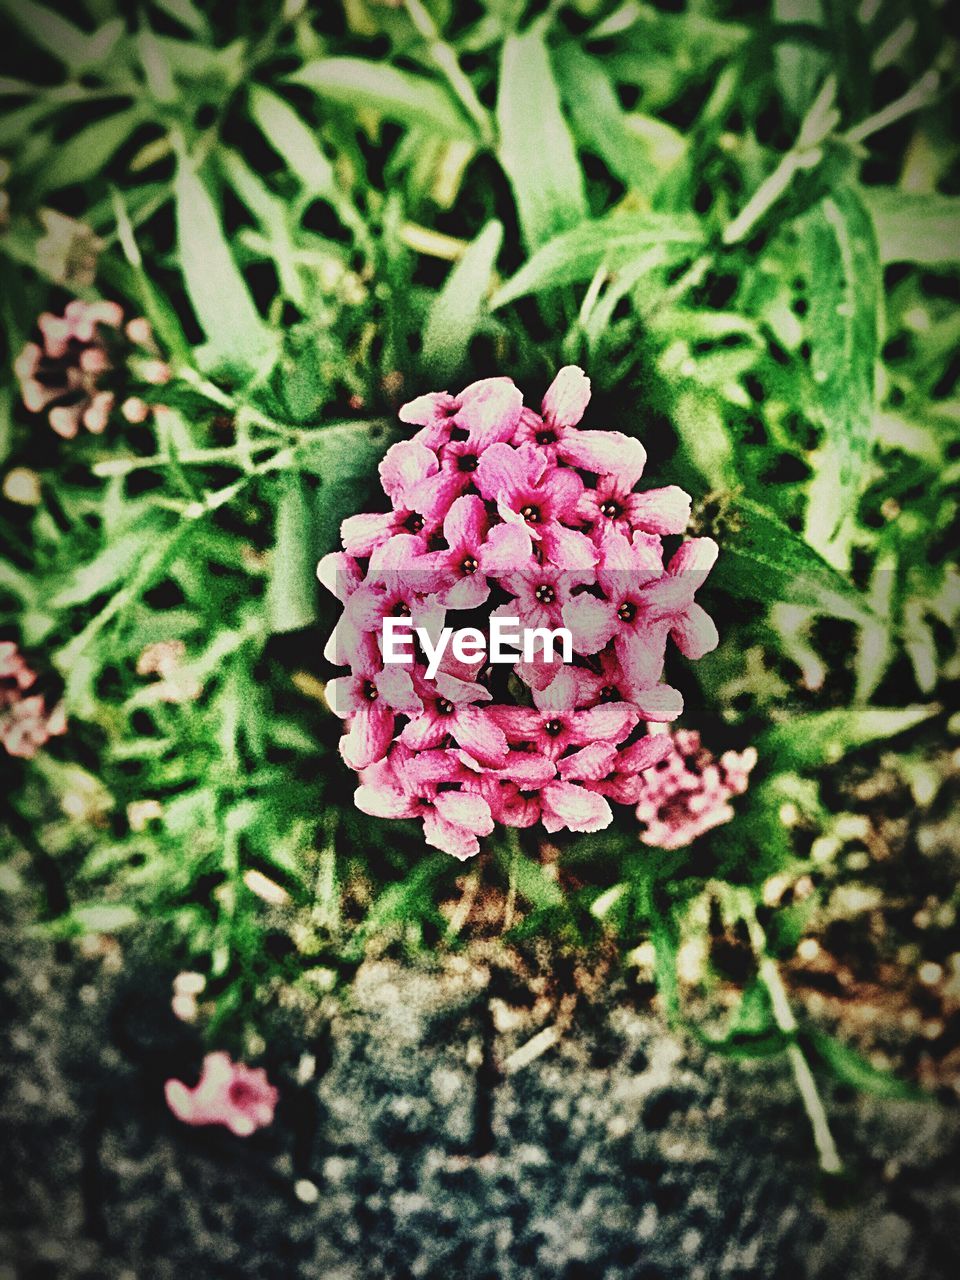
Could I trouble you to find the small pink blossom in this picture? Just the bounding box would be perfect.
[635,729,757,849]
[15,300,168,438]
[165,1052,278,1136]
[1,641,66,759]
[136,640,201,704]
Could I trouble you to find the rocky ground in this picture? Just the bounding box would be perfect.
[2,891,960,1280]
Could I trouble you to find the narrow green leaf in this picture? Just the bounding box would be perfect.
[711,496,876,624]
[137,28,177,104]
[52,520,166,608]
[221,150,306,307]
[800,187,881,533]
[248,86,337,199]
[298,419,397,554]
[152,0,209,36]
[809,1030,928,1101]
[861,187,960,265]
[0,0,122,70]
[422,219,502,381]
[757,703,938,767]
[497,21,587,252]
[173,150,273,376]
[492,211,702,307]
[35,106,141,194]
[290,58,475,140]
[267,473,317,634]
[553,42,683,195]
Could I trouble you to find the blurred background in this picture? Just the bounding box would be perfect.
[0,0,958,1276]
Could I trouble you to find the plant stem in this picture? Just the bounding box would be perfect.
[502,826,520,933]
[403,0,494,145]
[739,892,843,1174]
[93,442,278,477]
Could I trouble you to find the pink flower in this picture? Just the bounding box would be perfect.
[421,495,531,610]
[563,528,719,690]
[1,641,66,759]
[15,301,169,438]
[326,648,420,770]
[513,367,648,486]
[489,666,637,761]
[165,1052,278,1136]
[401,665,508,766]
[634,729,757,849]
[399,376,523,452]
[356,747,495,859]
[475,442,596,570]
[576,475,692,539]
[319,365,723,855]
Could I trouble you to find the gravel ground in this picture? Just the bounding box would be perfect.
[2,905,959,1280]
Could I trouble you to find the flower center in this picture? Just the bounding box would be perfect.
[458,453,479,472]
[461,555,479,575]
[599,685,619,702]
[536,429,556,445]
[617,601,636,623]
[363,680,378,701]
[534,583,555,604]
[521,504,541,524]
[544,719,564,736]
[392,602,411,617]
[436,698,455,716]
[600,500,622,518]
[404,513,425,533]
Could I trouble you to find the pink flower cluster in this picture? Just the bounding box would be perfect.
[165,1052,278,1136]
[635,729,757,849]
[0,640,66,759]
[320,366,723,860]
[14,301,169,438]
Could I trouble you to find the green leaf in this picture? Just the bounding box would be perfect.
[861,188,960,265]
[298,419,398,553]
[221,150,306,308]
[173,149,274,376]
[267,473,317,634]
[34,106,141,194]
[492,211,702,307]
[151,0,209,37]
[52,519,167,608]
[421,219,502,381]
[136,28,177,104]
[0,1,123,70]
[800,187,881,535]
[712,496,876,625]
[248,86,337,199]
[497,20,587,252]
[290,58,475,140]
[553,42,683,195]
[809,1030,928,1101]
[757,703,939,767]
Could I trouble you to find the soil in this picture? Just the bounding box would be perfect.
[2,888,959,1280]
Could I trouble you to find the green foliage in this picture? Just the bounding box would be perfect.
[0,0,956,1121]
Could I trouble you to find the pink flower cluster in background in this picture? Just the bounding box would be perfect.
[0,640,66,759]
[14,301,170,438]
[165,1052,278,1136]
[320,366,729,859]
[635,728,757,849]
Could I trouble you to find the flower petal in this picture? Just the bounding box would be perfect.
[561,430,646,485]
[541,365,591,428]
[541,781,612,833]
